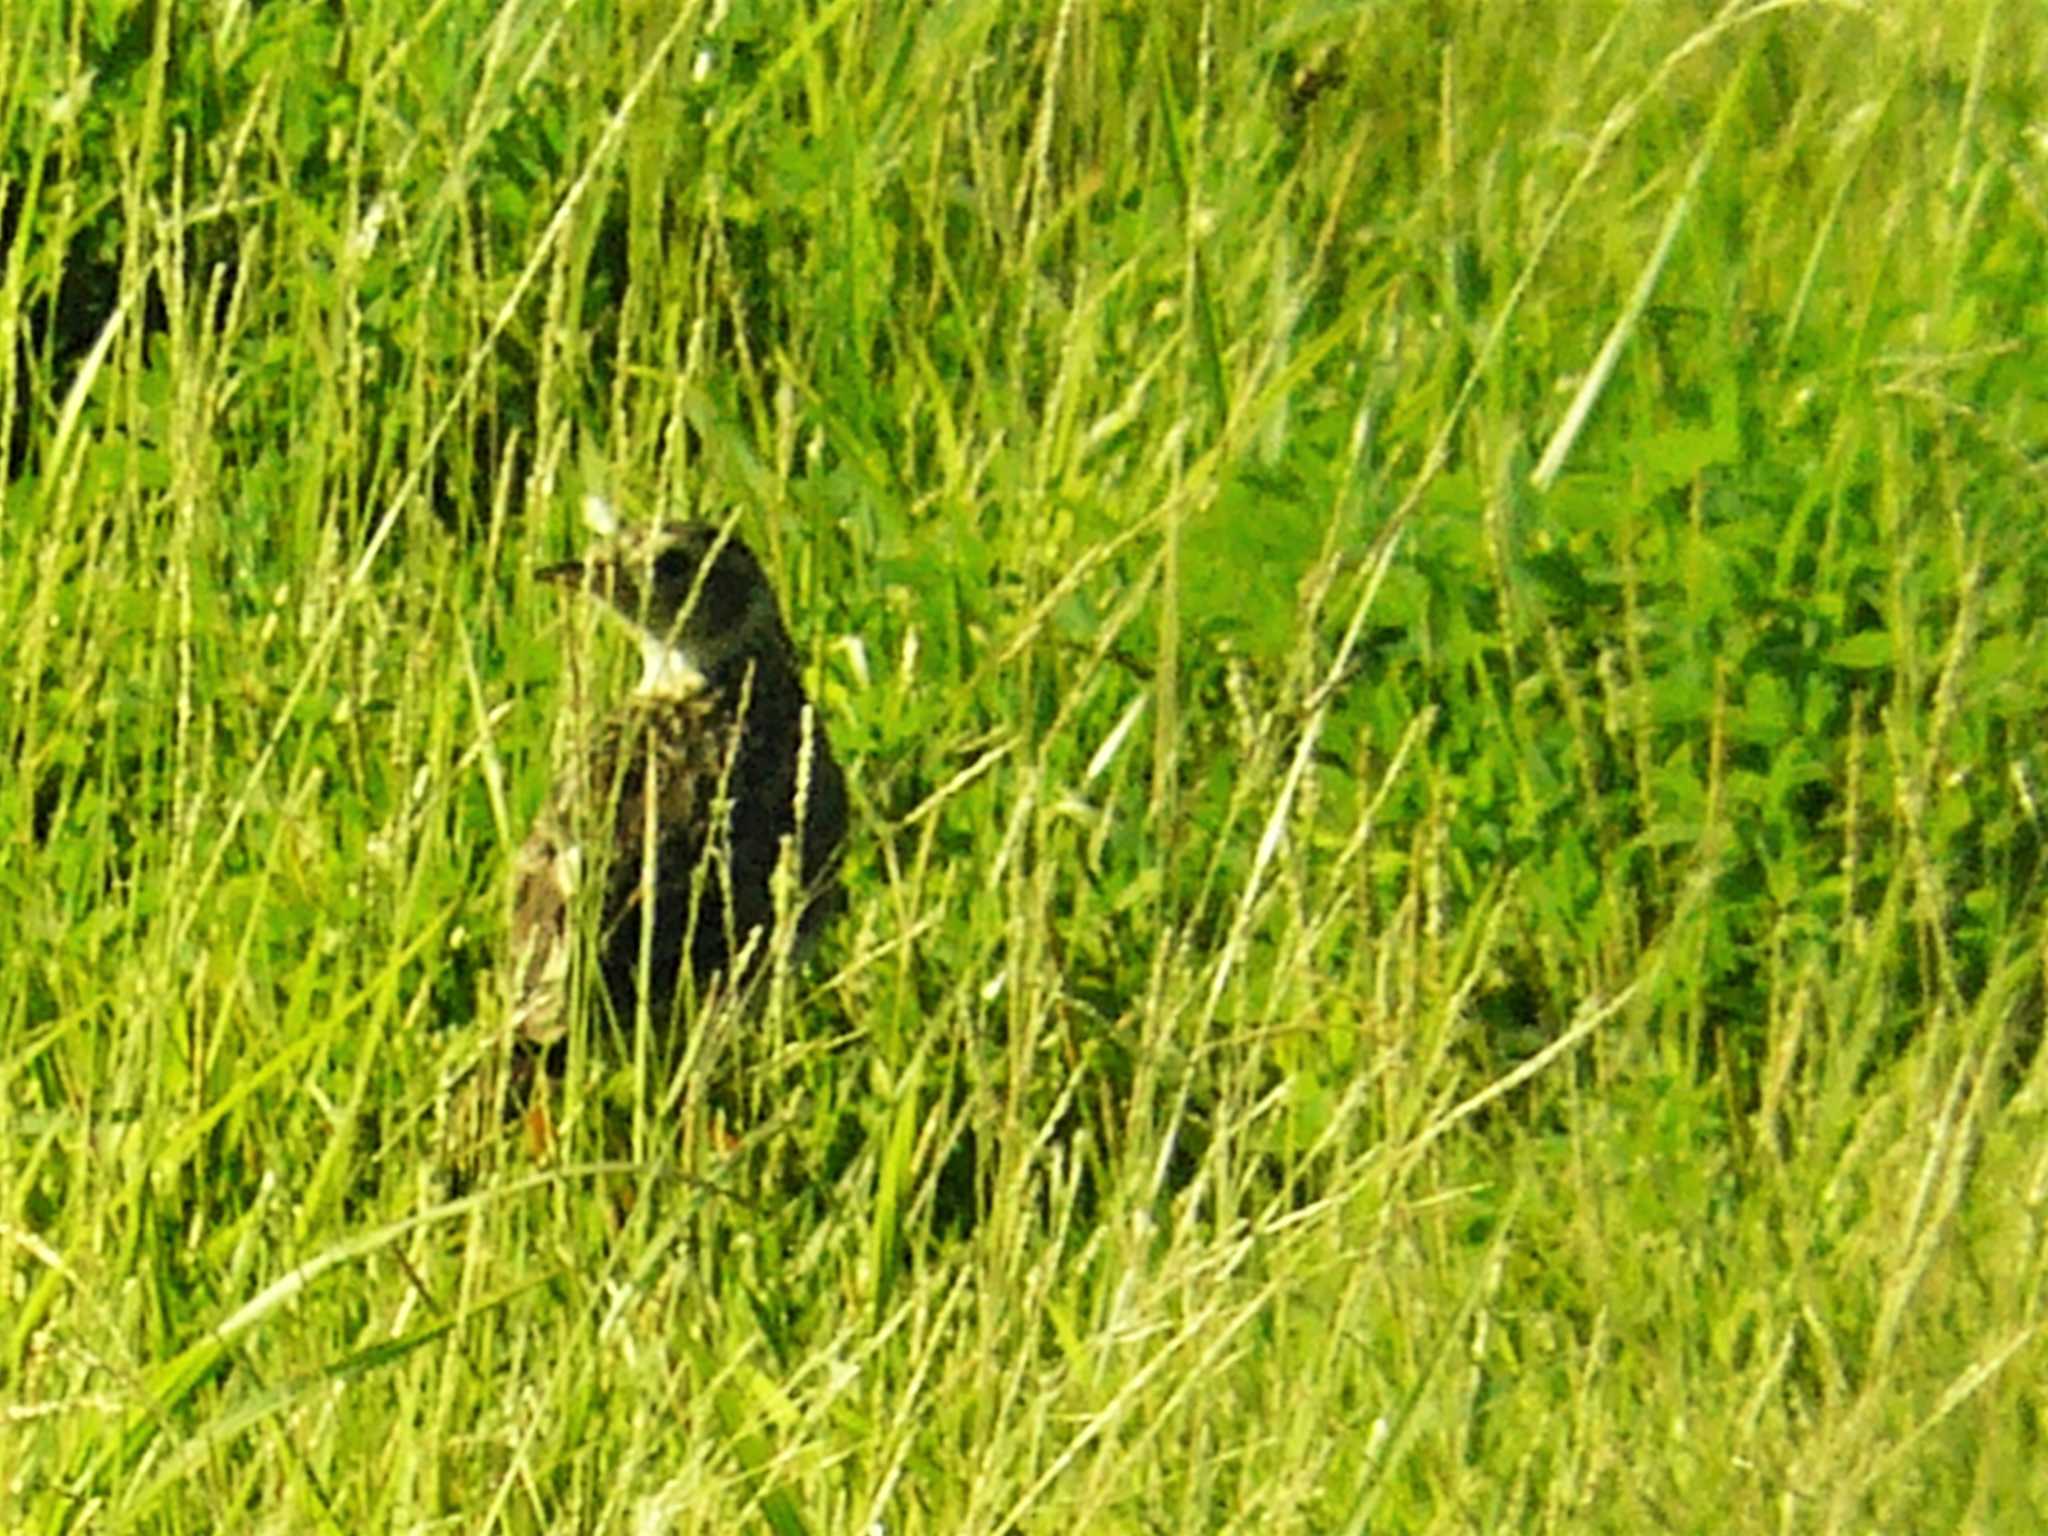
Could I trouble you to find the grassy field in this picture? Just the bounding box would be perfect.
[6,0,2048,1529]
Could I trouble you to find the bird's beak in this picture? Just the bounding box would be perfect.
[539,557,641,621]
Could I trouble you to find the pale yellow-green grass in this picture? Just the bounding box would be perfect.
[5,0,2046,1530]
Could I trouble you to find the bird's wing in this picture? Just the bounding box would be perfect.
[507,818,581,1046]
[592,698,729,996]
[506,699,702,1044]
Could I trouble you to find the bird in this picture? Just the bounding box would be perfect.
[505,494,848,1060]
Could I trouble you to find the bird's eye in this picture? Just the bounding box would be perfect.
[653,547,702,584]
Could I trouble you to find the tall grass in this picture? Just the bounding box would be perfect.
[5,0,2047,1528]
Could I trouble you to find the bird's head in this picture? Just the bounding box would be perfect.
[538,496,781,696]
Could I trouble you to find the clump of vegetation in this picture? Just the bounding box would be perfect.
[6,1,2046,1528]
